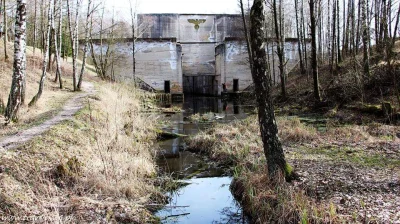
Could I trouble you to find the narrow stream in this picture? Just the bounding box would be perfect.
[155,96,253,223]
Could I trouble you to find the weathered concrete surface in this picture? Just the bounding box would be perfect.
[138,14,179,39]
[138,14,242,43]
[215,40,251,93]
[135,14,246,95]
[215,39,311,93]
[87,14,307,96]
[179,15,217,42]
[89,39,182,93]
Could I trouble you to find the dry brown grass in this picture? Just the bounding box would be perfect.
[187,116,318,164]
[0,83,160,223]
[186,115,394,223]
[231,166,340,224]
[0,42,161,222]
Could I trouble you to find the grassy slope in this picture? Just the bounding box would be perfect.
[0,43,161,222]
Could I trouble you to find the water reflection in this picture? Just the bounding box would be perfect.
[156,96,254,223]
[156,177,248,224]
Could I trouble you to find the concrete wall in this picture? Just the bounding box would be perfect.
[88,39,182,93]
[135,40,182,93]
[218,40,252,93]
[138,14,241,42]
[178,15,216,42]
[215,39,309,94]
[138,14,179,38]
[267,41,311,84]
[87,14,307,96]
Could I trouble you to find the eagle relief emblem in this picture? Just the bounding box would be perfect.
[188,19,206,30]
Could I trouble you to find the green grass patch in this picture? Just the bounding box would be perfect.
[301,146,400,168]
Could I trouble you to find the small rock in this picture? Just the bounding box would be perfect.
[0,165,5,173]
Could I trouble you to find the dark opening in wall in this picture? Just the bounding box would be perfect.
[164,80,171,93]
[233,79,239,92]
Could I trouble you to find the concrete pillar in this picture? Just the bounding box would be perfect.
[176,43,183,93]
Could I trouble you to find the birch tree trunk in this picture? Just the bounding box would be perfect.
[5,0,26,123]
[3,0,8,60]
[29,0,53,106]
[54,0,63,88]
[77,0,92,90]
[53,0,62,89]
[67,0,80,91]
[250,0,289,181]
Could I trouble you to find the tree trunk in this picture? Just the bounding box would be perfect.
[342,0,346,58]
[300,0,308,72]
[53,0,62,89]
[310,0,321,102]
[327,0,331,67]
[337,0,342,63]
[5,0,26,123]
[294,0,305,75]
[77,0,92,90]
[355,0,362,54]
[40,0,45,53]
[332,0,337,71]
[129,0,137,85]
[375,0,381,51]
[67,0,80,91]
[239,0,252,71]
[362,0,370,76]
[250,0,288,181]
[33,0,38,55]
[272,0,286,98]
[29,0,53,106]
[3,0,8,60]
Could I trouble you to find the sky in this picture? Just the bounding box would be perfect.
[106,0,243,14]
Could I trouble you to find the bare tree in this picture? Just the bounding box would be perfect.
[53,0,63,89]
[294,0,305,75]
[249,0,289,181]
[239,0,252,71]
[361,0,370,76]
[3,0,8,60]
[29,0,53,106]
[129,0,137,84]
[5,0,26,122]
[67,0,81,91]
[272,0,287,98]
[310,0,321,102]
[77,0,93,90]
[33,0,38,54]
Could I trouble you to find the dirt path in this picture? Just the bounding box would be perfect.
[0,82,95,150]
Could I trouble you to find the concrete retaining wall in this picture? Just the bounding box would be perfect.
[86,14,307,96]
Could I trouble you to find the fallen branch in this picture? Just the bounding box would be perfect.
[164,213,190,219]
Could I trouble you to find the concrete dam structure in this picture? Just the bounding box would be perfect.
[88,14,305,96]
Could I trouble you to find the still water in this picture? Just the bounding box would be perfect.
[155,96,252,223]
